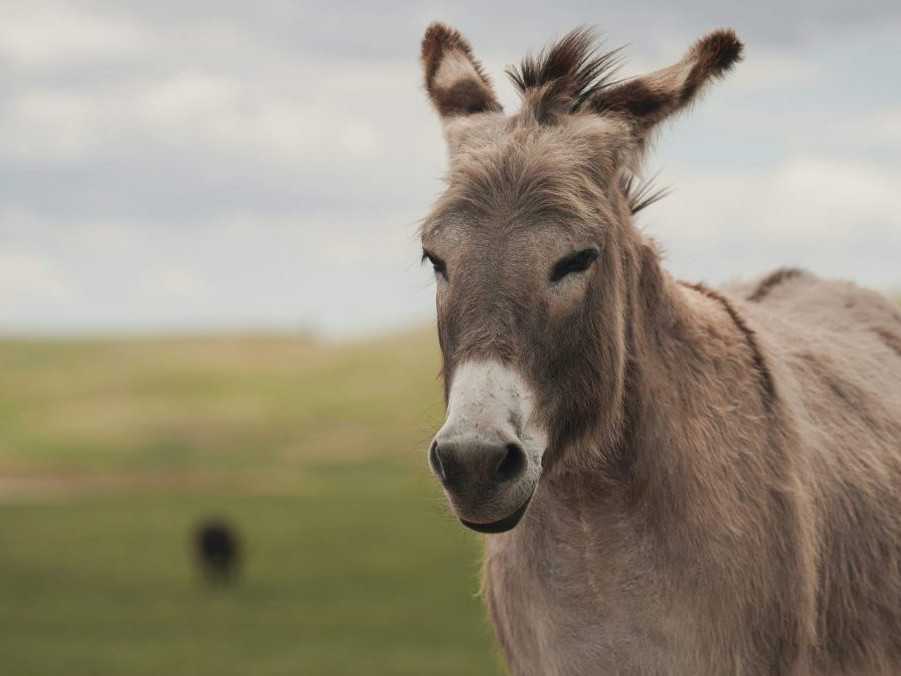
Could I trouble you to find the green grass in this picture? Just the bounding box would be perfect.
[0,330,505,676]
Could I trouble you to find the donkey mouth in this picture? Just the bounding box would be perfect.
[459,493,533,534]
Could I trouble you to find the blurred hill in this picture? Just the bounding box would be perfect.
[0,328,445,487]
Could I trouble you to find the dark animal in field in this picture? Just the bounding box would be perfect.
[418,22,901,675]
[193,519,241,585]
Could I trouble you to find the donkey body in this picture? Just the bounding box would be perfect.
[418,24,901,675]
[484,272,901,675]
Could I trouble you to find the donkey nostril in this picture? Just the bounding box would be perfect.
[495,443,526,483]
[429,441,447,482]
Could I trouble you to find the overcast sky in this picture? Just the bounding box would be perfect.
[1,1,899,336]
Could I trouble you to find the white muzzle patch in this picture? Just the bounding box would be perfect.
[430,359,546,531]
[440,360,547,480]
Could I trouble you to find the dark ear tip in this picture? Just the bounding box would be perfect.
[696,28,744,74]
[421,22,469,64]
[420,22,500,117]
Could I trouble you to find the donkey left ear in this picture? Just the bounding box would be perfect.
[591,29,742,138]
[421,23,503,120]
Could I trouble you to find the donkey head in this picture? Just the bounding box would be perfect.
[420,24,742,533]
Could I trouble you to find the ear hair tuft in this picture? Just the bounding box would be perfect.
[621,174,670,215]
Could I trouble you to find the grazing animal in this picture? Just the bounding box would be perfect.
[194,519,241,585]
[418,23,901,675]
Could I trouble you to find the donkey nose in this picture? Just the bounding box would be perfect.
[430,436,527,490]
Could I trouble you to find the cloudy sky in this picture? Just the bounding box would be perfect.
[1,1,899,336]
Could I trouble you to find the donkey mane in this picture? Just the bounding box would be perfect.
[506,28,622,119]
[747,267,806,303]
[681,281,778,408]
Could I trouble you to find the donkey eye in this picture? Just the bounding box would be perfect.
[422,250,448,280]
[550,248,599,283]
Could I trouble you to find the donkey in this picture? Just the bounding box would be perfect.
[418,23,901,676]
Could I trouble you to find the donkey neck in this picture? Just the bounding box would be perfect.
[618,247,778,524]
[543,243,778,525]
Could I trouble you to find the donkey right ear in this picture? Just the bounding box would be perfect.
[421,23,502,120]
[590,30,742,146]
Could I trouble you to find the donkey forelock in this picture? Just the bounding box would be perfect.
[506,27,622,123]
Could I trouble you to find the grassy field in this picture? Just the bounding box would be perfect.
[0,329,505,675]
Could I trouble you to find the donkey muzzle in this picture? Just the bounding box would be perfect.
[429,360,546,533]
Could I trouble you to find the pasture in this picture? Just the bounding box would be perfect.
[0,330,504,676]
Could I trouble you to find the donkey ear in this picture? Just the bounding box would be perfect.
[421,23,502,119]
[592,29,742,138]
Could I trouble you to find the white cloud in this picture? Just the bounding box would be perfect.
[654,157,901,288]
[0,252,72,305]
[145,268,210,302]
[664,158,901,241]
[2,89,102,162]
[867,108,901,142]
[0,3,152,67]
[0,63,413,170]
[730,52,822,92]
